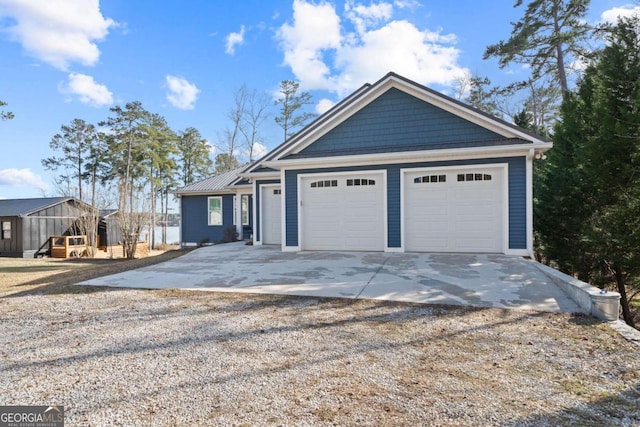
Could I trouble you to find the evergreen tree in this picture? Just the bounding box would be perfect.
[0,100,13,121]
[42,118,98,201]
[176,127,213,186]
[537,16,640,326]
[484,0,592,98]
[274,80,317,140]
[100,101,151,259]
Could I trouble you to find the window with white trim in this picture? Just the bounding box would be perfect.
[241,194,249,225]
[208,196,222,226]
[346,178,375,186]
[457,173,492,182]
[413,175,446,184]
[310,180,338,188]
[1,221,11,240]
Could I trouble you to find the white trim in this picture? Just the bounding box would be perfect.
[175,189,236,196]
[400,163,509,254]
[259,183,282,246]
[506,249,531,257]
[207,196,223,226]
[252,180,259,245]
[296,169,387,252]
[238,171,280,179]
[263,144,550,171]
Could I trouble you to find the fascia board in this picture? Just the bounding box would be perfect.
[263,143,552,170]
[270,75,551,161]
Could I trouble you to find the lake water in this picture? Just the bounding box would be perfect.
[144,226,180,245]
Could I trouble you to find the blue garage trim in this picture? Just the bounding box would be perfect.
[283,156,527,251]
[254,179,280,242]
[180,194,235,244]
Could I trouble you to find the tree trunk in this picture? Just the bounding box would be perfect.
[552,1,569,98]
[614,265,635,327]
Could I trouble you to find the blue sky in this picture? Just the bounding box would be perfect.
[0,0,636,200]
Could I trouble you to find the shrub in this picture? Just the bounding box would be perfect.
[220,226,239,244]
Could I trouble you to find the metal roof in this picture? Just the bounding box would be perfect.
[174,165,246,194]
[0,197,73,217]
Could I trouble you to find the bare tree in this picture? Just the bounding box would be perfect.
[240,87,270,161]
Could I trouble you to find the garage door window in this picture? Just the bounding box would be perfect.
[457,173,493,182]
[413,175,446,184]
[310,180,338,188]
[346,178,375,186]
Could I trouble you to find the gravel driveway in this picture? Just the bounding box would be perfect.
[1,287,639,426]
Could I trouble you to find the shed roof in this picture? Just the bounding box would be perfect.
[0,197,73,217]
[174,165,246,195]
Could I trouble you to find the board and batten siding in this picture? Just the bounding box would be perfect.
[282,157,527,251]
[0,217,21,257]
[0,200,84,257]
[181,194,235,244]
[297,88,511,158]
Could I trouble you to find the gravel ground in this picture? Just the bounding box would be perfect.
[1,288,639,426]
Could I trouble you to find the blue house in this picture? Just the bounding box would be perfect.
[181,72,552,256]
[175,166,253,245]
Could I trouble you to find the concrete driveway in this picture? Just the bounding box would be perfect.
[79,243,582,314]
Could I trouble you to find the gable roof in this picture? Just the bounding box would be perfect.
[244,72,552,173]
[0,197,74,217]
[173,165,246,195]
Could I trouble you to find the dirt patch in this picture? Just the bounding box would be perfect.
[0,247,193,297]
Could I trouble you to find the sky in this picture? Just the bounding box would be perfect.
[0,0,637,201]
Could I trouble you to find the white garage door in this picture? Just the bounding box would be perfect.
[404,167,504,253]
[261,186,281,245]
[301,174,384,251]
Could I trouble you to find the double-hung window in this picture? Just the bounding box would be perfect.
[1,221,10,240]
[208,197,222,226]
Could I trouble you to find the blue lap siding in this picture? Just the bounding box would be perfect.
[296,88,520,158]
[180,194,235,244]
[284,157,527,250]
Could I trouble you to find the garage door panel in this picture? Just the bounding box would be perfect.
[404,168,503,253]
[302,174,384,251]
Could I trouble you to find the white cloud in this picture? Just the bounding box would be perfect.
[276,0,468,97]
[316,98,335,114]
[601,5,640,23]
[0,168,48,191]
[276,0,342,90]
[165,75,200,110]
[59,73,113,107]
[252,142,268,159]
[345,0,393,34]
[0,0,116,70]
[225,25,246,55]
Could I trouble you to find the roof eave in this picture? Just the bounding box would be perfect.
[263,142,553,170]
